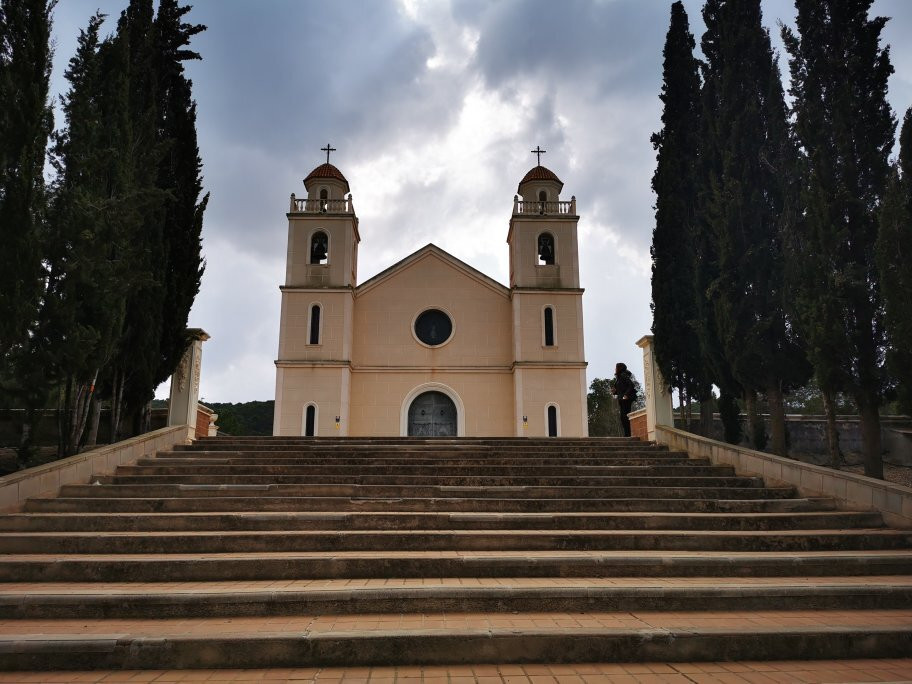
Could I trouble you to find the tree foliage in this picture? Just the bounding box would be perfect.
[651,2,713,416]
[877,109,912,415]
[783,0,895,478]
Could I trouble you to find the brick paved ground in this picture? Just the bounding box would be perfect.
[1,659,911,683]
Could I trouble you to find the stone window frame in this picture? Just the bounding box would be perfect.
[410,306,456,349]
[536,231,557,266]
[542,304,557,348]
[302,403,318,436]
[545,403,561,437]
[307,302,323,346]
[309,229,331,265]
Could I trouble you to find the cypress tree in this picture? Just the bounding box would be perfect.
[878,108,912,415]
[0,0,53,358]
[650,1,713,431]
[699,0,809,457]
[693,0,743,445]
[152,0,208,392]
[110,0,165,437]
[783,0,896,479]
[45,14,137,456]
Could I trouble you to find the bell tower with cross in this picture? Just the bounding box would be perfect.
[507,147,587,436]
[274,144,360,436]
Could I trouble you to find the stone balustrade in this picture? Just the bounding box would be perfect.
[289,194,355,214]
[512,196,577,216]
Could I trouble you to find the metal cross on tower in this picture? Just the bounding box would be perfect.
[531,146,546,166]
[321,143,337,164]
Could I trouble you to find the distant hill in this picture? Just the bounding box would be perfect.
[205,401,274,436]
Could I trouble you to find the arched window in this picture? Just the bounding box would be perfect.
[537,232,555,265]
[310,231,328,264]
[308,304,321,345]
[543,306,555,347]
[319,188,328,213]
[304,404,317,436]
[547,405,558,437]
[537,190,547,214]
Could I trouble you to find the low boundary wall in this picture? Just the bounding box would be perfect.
[656,424,912,529]
[0,425,188,512]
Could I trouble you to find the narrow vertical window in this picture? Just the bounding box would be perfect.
[547,405,558,437]
[537,233,555,265]
[544,307,555,347]
[319,188,328,212]
[310,231,328,264]
[538,190,547,214]
[309,305,321,345]
[304,405,316,436]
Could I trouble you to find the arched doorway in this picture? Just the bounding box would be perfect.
[407,391,457,437]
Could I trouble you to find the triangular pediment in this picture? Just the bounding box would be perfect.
[356,244,509,298]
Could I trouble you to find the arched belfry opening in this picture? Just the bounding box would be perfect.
[310,231,328,264]
[538,232,555,265]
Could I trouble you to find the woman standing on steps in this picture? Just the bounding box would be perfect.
[612,362,635,437]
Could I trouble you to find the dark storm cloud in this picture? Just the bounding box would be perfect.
[470,0,668,95]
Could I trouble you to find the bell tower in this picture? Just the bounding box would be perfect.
[274,145,359,436]
[508,149,587,437]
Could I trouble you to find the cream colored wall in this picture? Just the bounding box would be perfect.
[352,253,513,368]
[273,365,351,436]
[508,218,580,289]
[278,290,353,361]
[515,367,588,437]
[349,371,515,436]
[286,216,357,288]
[511,292,584,363]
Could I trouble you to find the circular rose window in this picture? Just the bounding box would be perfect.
[414,309,453,346]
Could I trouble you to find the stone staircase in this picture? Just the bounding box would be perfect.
[0,436,910,670]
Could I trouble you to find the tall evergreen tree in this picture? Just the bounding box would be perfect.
[0,0,53,358]
[878,108,912,415]
[45,14,137,456]
[693,0,743,445]
[152,0,208,393]
[698,0,808,457]
[783,0,896,478]
[651,1,713,432]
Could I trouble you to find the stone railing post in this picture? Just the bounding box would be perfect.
[570,195,577,215]
[636,334,673,442]
[168,328,210,441]
[289,193,296,212]
[348,193,354,214]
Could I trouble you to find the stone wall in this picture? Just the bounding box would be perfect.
[678,413,912,466]
[656,425,912,529]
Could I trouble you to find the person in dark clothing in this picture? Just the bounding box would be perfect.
[612,362,635,437]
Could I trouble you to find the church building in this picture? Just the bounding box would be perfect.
[273,149,588,437]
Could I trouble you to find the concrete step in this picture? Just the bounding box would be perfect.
[2,550,909,582]
[103,474,764,488]
[1,610,909,669]
[173,444,672,454]
[126,462,727,476]
[23,495,839,514]
[2,528,908,554]
[147,453,701,465]
[55,483,797,500]
[2,578,910,618]
[0,510,880,532]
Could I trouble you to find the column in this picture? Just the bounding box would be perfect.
[168,328,211,440]
[636,334,673,441]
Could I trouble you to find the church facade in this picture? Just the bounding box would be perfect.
[273,157,588,437]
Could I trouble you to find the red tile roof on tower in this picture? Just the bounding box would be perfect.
[518,165,563,192]
[304,163,350,187]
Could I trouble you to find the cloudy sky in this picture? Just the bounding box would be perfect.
[49,0,912,404]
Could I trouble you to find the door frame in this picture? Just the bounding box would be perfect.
[400,382,465,437]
